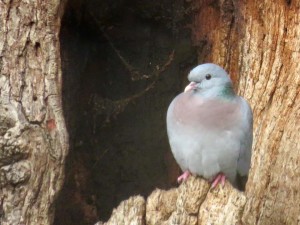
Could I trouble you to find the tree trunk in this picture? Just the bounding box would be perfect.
[101,0,300,224]
[0,0,67,224]
[1,0,299,224]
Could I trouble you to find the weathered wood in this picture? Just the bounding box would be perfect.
[99,195,145,225]
[0,0,67,224]
[146,177,209,225]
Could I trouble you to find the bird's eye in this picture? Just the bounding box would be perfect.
[205,74,212,80]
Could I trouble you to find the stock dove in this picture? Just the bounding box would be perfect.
[166,63,252,189]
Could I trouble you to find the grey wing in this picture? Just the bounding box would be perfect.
[237,97,253,176]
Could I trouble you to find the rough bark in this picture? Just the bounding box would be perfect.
[0,0,67,224]
[99,0,300,224]
[96,196,146,225]
[1,0,299,224]
[97,177,246,225]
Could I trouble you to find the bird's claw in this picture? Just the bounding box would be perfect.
[177,170,191,183]
[211,173,226,188]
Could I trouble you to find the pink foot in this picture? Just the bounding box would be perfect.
[177,171,191,183]
[211,173,226,188]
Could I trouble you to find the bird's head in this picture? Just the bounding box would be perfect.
[184,63,233,92]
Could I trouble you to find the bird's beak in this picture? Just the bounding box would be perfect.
[184,82,197,92]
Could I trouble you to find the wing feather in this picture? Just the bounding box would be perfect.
[237,97,253,176]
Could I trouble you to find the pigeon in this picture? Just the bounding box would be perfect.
[166,63,253,189]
